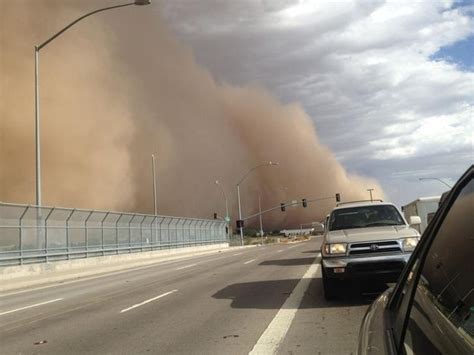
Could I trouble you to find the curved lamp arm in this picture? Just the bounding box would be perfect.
[37,1,150,50]
[236,161,279,186]
[419,177,452,189]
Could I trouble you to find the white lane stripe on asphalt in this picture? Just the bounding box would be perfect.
[0,298,64,316]
[277,250,283,253]
[244,259,256,265]
[249,261,320,355]
[233,253,243,256]
[175,263,197,270]
[120,290,177,313]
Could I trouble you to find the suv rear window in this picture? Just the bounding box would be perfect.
[329,205,405,231]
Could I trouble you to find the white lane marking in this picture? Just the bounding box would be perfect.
[277,250,283,253]
[233,252,243,256]
[120,290,177,313]
[249,262,320,354]
[175,263,197,270]
[0,298,64,316]
[244,259,256,265]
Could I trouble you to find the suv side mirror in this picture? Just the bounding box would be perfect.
[409,216,421,225]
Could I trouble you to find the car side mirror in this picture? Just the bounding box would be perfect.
[409,216,421,225]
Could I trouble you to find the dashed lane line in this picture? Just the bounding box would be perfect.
[175,264,197,270]
[120,290,177,313]
[244,259,256,265]
[0,298,64,316]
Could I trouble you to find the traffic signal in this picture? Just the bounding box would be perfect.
[335,193,341,202]
[236,220,244,228]
[213,213,217,219]
[280,203,286,212]
[302,198,307,207]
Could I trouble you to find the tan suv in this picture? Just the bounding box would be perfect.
[321,200,421,300]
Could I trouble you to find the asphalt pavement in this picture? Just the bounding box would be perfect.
[0,237,386,354]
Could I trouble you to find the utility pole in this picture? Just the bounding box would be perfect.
[367,188,374,202]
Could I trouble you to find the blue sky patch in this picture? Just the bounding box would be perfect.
[431,36,474,70]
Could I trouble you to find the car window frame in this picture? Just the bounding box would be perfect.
[387,165,473,353]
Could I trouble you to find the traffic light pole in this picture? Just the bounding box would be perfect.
[242,195,338,222]
[237,184,244,246]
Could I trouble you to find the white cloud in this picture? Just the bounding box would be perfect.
[371,105,472,160]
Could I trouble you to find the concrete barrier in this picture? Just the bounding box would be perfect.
[1,243,236,292]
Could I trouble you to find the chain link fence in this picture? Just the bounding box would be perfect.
[0,202,227,266]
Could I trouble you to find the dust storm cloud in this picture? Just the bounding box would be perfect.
[0,1,384,229]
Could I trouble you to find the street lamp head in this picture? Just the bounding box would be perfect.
[134,0,151,5]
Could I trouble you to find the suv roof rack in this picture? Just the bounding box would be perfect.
[336,199,384,207]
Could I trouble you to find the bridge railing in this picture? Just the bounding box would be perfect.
[0,202,227,266]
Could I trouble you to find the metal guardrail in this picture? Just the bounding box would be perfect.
[0,202,227,266]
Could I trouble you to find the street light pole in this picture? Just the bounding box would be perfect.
[152,154,157,215]
[418,177,452,189]
[237,184,243,244]
[34,47,41,206]
[236,161,279,246]
[33,0,151,206]
[259,194,264,245]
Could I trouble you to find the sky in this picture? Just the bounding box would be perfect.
[157,0,474,207]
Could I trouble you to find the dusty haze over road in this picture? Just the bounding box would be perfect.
[0,0,383,228]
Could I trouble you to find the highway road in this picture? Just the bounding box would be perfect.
[0,237,387,354]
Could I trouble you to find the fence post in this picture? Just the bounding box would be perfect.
[65,209,75,260]
[186,219,191,247]
[178,218,183,248]
[185,219,191,247]
[101,212,109,256]
[116,214,123,255]
[84,210,94,257]
[18,206,30,265]
[169,218,174,249]
[139,215,146,252]
[128,214,134,253]
[208,221,213,244]
[159,217,166,250]
[200,220,205,245]
[150,216,157,250]
[44,208,54,262]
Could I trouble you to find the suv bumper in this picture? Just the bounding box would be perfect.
[322,253,412,281]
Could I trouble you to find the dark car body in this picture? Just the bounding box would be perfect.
[358,165,473,355]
